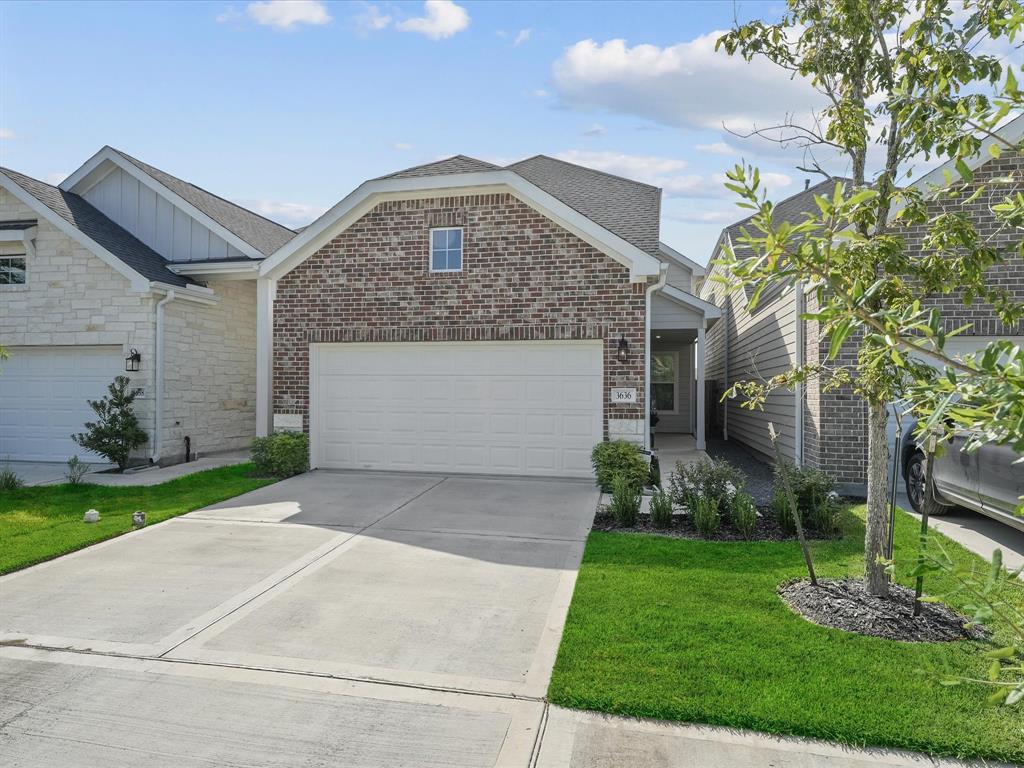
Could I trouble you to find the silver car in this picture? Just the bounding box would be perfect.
[901,419,1024,532]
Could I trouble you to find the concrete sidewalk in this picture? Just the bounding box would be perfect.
[10,451,248,487]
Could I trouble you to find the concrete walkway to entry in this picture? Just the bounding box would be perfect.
[0,469,1007,766]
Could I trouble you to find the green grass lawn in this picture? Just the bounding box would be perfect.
[0,464,275,575]
[549,506,1024,763]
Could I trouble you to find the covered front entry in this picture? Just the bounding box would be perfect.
[309,340,604,477]
[0,345,124,462]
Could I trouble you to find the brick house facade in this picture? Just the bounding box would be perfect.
[272,193,648,438]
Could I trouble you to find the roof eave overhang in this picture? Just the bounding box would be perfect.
[658,241,705,276]
[60,146,266,260]
[657,283,722,325]
[259,170,664,283]
[168,260,262,280]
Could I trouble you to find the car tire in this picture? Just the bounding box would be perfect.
[905,451,954,516]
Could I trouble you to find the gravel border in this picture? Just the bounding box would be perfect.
[779,578,987,642]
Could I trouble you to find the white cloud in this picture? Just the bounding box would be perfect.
[397,0,469,40]
[45,172,68,185]
[695,141,736,155]
[393,142,413,150]
[514,28,531,46]
[554,149,792,199]
[354,3,391,33]
[533,89,549,98]
[241,199,328,227]
[667,209,741,224]
[551,33,823,134]
[582,123,605,137]
[246,0,330,29]
[0,128,15,140]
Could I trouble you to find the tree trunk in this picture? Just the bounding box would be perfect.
[864,400,891,597]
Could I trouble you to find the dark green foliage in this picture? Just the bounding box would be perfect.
[669,456,745,514]
[251,431,310,478]
[608,474,641,527]
[0,463,23,491]
[72,376,148,471]
[691,495,721,536]
[648,455,662,488]
[649,487,674,529]
[733,491,758,538]
[773,463,839,535]
[591,440,648,491]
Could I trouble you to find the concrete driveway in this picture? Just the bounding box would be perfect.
[0,470,597,766]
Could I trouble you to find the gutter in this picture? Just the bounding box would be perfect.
[794,280,805,466]
[644,263,670,451]
[151,289,176,463]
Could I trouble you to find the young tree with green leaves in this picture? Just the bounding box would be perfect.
[716,0,1024,597]
[73,375,148,471]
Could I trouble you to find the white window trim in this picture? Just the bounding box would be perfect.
[429,226,464,273]
[0,250,28,288]
[652,350,679,415]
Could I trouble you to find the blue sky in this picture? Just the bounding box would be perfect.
[0,0,824,262]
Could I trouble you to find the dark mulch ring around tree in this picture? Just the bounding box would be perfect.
[592,508,840,542]
[779,577,988,642]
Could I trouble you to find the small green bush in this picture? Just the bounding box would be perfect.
[65,456,90,485]
[733,491,758,539]
[669,457,745,514]
[591,440,648,492]
[251,431,309,478]
[773,462,838,535]
[72,376,148,471]
[0,461,23,491]
[649,487,674,529]
[691,495,721,537]
[608,474,641,527]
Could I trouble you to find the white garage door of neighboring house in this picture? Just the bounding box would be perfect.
[0,346,125,462]
[311,341,604,478]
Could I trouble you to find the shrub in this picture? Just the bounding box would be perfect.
[691,495,721,537]
[251,431,310,478]
[608,473,641,527]
[591,440,648,492]
[733,491,758,539]
[0,461,23,491]
[669,457,745,514]
[773,463,839,535]
[649,487,674,529]
[65,456,90,485]
[72,376,148,471]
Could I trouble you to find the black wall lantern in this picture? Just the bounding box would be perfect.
[616,333,629,363]
[125,348,141,372]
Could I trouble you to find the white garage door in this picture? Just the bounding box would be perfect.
[0,346,125,462]
[311,341,604,477]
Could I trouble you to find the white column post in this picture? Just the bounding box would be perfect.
[696,323,706,451]
[256,277,276,437]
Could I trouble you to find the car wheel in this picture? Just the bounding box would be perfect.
[905,451,954,516]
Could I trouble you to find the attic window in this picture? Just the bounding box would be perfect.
[0,255,26,285]
[430,227,463,272]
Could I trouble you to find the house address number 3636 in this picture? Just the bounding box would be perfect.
[610,388,637,404]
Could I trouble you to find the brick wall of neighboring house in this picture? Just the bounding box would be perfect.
[808,151,1023,491]
[273,193,648,438]
[161,280,257,463]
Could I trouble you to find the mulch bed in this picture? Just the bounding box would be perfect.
[779,578,987,642]
[593,509,836,542]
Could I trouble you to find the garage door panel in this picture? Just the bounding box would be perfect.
[0,346,123,462]
[313,341,603,477]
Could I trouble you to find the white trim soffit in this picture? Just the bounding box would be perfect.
[259,170,664,282]
[658,283,722,320]
[168,260,262,280]
[659,241,705,276]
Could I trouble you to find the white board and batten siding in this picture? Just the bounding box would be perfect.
[82,166,248,263]
[309,341,604,478]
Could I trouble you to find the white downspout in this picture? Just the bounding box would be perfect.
[794,280,805,466]
[644,264,669,452]
[151,289,175,464]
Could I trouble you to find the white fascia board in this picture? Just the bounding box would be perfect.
[659,241,705,276]
[150,281,220,305]
[0,173,151,292]
[61,147,265,260]
[168,260,262,280]
[259,170,664,282]
[658,283,723,321]
[0,226,37,242]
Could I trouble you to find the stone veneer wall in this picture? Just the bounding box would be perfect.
[273,193,648,441]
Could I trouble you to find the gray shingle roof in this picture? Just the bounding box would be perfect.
[0,167,192,287]
[111,148,296,257]
[506,155,661,257]
[376,153,663,257]
[378,155,502,180]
